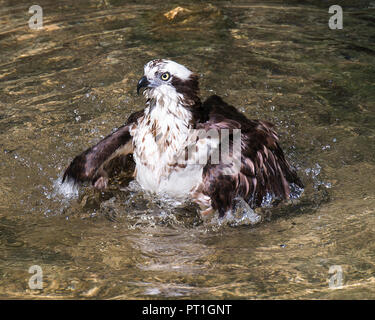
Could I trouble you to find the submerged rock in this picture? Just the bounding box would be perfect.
[160,4,223,26]
[164,7,192,21]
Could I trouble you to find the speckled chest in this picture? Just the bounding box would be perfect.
[129,102,203,196]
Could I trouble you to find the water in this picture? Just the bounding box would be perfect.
[0,0,374,299]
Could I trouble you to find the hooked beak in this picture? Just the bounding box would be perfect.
[137,76,150,95]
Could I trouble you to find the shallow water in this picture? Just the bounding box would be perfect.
[0,0,374,299]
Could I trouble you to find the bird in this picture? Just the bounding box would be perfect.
[62,59,303,218]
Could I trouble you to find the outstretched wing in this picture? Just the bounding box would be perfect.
[62,110,144,189]
[197,95,303,216]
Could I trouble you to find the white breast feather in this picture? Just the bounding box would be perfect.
[130,85,204,198]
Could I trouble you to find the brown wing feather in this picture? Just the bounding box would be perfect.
[198,95,303,217]
[62,110,144,188]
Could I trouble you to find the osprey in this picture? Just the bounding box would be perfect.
[63,59,303,217]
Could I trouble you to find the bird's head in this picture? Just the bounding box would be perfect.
[137,59,200,107]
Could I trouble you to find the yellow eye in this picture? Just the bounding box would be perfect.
[161,72,170,81]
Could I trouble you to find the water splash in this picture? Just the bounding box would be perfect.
[305,163,332,189]
[290,183,305,199]
[203,197,262,229]
[52,176,80,199]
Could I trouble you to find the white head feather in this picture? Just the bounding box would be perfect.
[144,59,193,81]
